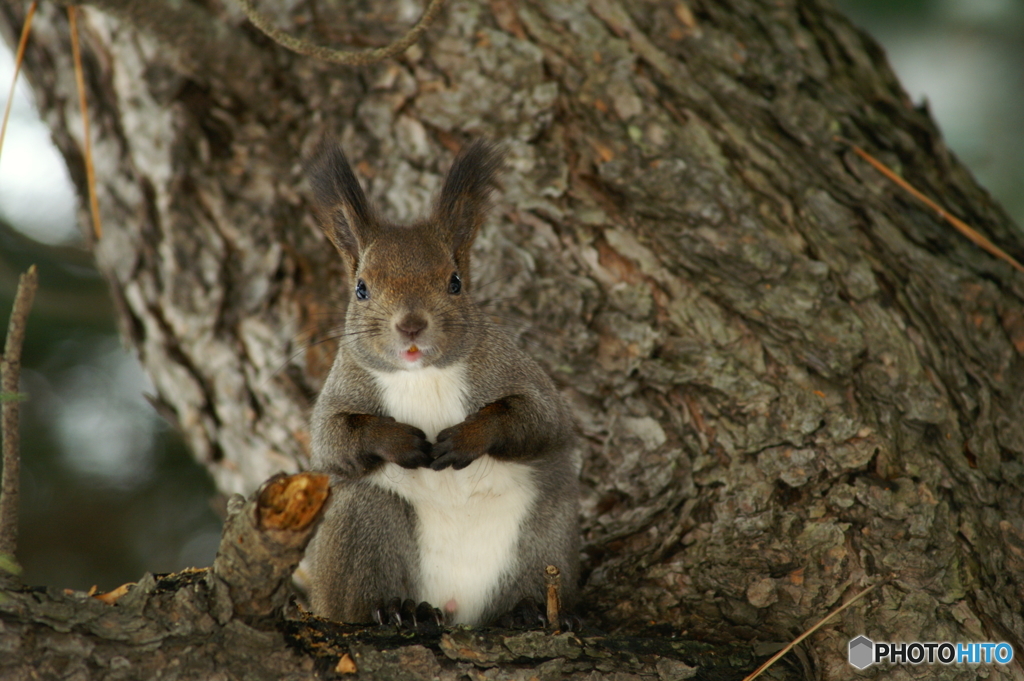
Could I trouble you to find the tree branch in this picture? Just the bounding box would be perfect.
[2,471,767,678]
[233,0,446,65]
[0,266,38,562]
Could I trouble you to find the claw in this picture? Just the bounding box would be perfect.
[374,598,445,631]
[387,596,403,627]
[416,601,444,628]
[498,598,582,631]
[499,597,546,629]
[560,612,583,632]
[401,598,417,626]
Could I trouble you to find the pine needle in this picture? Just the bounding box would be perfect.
[741,578,887,681]
[0,1,37,169]
[68,6,103,241]
[838,138,1024,273]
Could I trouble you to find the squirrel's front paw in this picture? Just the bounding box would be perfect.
[368,416,433,469]
[431,419,491,470]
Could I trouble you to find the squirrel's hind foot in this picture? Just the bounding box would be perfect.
[374,597,445,632]
[497,597,582,632]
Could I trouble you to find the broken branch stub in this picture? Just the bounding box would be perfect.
[210,472,330,619]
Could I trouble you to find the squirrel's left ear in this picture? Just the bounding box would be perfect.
[434,140,505,277]
[305,139,378,272]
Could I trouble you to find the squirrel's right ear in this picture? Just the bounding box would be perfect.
[435,140,504,275]
[305,139,375,264]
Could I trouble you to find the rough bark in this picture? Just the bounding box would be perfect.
[1,472,326,680]
[3,0,1024,679]
[0,472,762,680]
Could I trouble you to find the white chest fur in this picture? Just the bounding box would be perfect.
[371,363,469,442]
[369,364,537,625]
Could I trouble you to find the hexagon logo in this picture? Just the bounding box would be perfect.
[849,636,875,669]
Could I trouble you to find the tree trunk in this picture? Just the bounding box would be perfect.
[3,0,1024,678]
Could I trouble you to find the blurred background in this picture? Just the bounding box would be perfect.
[0,30,223,589]
[0,0,1022,591]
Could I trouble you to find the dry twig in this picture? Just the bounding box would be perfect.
[233,0,446,66]
[0,266,39,560]
[544,564,561,631]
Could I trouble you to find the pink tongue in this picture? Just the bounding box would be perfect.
[403,346,422,362]
[444,599,458,615]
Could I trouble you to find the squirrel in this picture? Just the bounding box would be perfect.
[303,139,580,627]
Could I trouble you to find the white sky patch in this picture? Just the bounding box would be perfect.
[884,31,1009,160]
[0,42,80,245]
[840,0,1024,226]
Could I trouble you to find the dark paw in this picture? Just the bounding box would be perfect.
[379,419,433,469]
[498,598,546,629]
[392,446,433,470]
[558,610,583,632]
[373,597,444,631]
[498,598,582,632]
[429,446,478,471]
[430,426,485,471]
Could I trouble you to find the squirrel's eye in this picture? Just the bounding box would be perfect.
[355,279,369,301]
[448,272,462,295]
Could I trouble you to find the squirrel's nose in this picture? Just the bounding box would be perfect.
[396,314,428,341]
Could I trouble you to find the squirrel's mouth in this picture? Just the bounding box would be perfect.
[402,345,423,363]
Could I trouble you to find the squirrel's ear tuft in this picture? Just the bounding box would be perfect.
[435,140,505,271]
[305,139,376,264]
